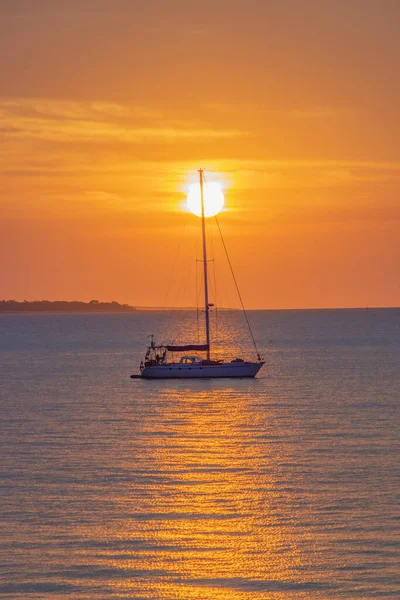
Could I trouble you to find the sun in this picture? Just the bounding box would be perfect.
[186,181,225,217]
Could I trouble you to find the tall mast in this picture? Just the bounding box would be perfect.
[199,168,211,360]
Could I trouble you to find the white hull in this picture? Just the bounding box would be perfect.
[140,361,264,379]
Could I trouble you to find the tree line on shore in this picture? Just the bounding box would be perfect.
[0,300,136,312]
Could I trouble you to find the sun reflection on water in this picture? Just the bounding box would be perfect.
[105,386,309,599]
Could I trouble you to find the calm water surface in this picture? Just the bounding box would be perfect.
[1,309,399,599]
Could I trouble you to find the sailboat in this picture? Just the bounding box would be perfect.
[132,169,264,379]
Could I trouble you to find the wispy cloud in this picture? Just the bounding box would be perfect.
[0,98,345,150]
[1,98,400,205]
[206,103,339,120]
[0,98,245,143]
[1,152,400,190]
[220,158,400,171]
[0,99,164,121]
[285,108,338,120]
[218,159,400,190]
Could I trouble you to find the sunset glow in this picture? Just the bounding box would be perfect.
[0,2,399,308]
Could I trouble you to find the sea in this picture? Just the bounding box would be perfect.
[0,308,399,599]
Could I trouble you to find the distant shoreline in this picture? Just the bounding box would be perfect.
[0,300,136,314]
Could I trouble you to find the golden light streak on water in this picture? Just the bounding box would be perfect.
[103,387,312,599]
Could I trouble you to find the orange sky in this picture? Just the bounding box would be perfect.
[1,1,399,309]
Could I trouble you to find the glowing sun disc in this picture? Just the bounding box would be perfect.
[187,181,225,217]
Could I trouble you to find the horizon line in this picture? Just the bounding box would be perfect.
[1,300,399,313]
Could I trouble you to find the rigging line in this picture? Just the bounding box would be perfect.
[170,251,189,308]
[214,215,262,361]
[170,217,198,309]
[208,221,219,346]
[195,213,204,342]
[203,170,221,305]
[174,248,193,308]
[162,220,187,308]
[202,171,217,329]
[196,258,200,343]
[213,258,218,346]
[215,256,227,310]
